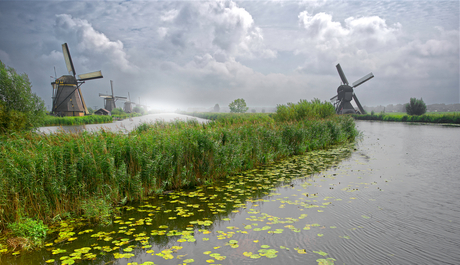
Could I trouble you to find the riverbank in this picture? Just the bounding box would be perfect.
[352,112,460,124]
[42,113,144,127]
[0,100,357,254]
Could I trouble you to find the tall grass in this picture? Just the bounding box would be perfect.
[353,112,460,124]
[0,101,357,229]
[43,115,113,126]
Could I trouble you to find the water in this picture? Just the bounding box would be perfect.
[4,121,460,265]
[38,113,209,134]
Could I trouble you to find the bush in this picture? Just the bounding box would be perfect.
[7,217,48,243]
[274,98,335,122]
[405,98,427,115]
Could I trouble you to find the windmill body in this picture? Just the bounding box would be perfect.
[330,64,373,114]
[51,43,103,116]
[123,92,135,113]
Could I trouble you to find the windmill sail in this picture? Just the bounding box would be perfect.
[352,73,374,88]
[352,94,366,114]
[336,64,349,85]
[62,43,76,77]
[78,71,103,81]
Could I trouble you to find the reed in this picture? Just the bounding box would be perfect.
[0,101,357,229]
[43,115,113,126]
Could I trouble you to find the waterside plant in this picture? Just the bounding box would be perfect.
[43,115,113,126]
[0,99,357,252]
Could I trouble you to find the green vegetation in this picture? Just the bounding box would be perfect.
[111,107,142,120]
[0,100,357,255]
[43,115,113,126]
[0,60,47,134]
[7,217,48,247]
[405,97,427,115]
[229,98,249,113]
[274,99,336,122]
[352,112,460,124]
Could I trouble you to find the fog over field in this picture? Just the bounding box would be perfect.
[0,0,458,111]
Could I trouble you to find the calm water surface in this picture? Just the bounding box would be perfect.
[4,120,460,265]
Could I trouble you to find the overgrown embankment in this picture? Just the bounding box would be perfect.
[0,99,357,233]
[43,115,113,126]
[352,112,460,124]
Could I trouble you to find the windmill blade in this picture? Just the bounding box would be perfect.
[99,93,112,98]
[111,80,114,98]
[115,96,128,100]
[78,70,103,81]
[330,95,338,101]
[336,64,348,85]
[62,43,76,77]
[352,72,374,88]
[352,94,366,114]
[77,87,89,115]
[128,92,131,102]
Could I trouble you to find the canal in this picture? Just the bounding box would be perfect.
[4,120,460,265]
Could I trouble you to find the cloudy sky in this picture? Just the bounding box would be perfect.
[0,0,458,111]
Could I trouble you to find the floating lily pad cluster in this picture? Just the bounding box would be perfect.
[38,144,355,264]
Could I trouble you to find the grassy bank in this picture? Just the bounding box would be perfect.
[43,115,113,126]
[352,112,460,124]
[0,100,357,251]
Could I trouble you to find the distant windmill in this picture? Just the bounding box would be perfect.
[123,92,135,113]
[99,80,127,112]
[51,43,103,116]
[330,64,374,114]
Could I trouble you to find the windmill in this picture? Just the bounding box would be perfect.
[123,92,135,113]
[330,64,374,114]
[51,43,103,116]
[99,80,127,112]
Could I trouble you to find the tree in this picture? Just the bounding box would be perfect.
[111,107,125,115]
[405,97,427,115]
[133,106,145,114]
[229,98,249,113]
[213,104,220,112]
[0,60,46,133]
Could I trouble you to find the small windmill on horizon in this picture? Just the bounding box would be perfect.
[99,80,127,112]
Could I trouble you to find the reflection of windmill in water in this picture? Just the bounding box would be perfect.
[330,63,374,114]
[51,43,103,116]
[123,92,135,113]
[99,80,127,112]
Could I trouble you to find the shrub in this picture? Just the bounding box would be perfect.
[405,98,427,115]
[7,217,48,243]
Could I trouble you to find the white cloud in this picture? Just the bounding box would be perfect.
[158,1,276,61]
[54,14,136,73]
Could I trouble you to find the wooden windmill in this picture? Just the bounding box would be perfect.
[123,92,135,113]
[330,64,374,114]
[51,43,103,116]
[99,80,127,112]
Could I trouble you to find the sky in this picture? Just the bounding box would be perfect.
[0,0,458,111]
